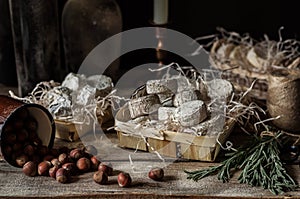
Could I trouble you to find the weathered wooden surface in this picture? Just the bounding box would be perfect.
[1,86,300,198]
[1,131,300,199]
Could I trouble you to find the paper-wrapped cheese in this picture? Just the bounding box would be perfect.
[62,73,86,91]
[128,94,161,119]
[87,74,113,97]
[175,100,208,127]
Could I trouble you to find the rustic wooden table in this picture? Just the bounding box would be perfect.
[1,130,300,199]
[1,85,300,199]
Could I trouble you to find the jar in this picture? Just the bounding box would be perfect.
[0,95,55,167]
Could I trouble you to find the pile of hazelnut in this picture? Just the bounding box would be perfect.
[1,107,164,187]
[22,145,164,187]
[21,144,116,184]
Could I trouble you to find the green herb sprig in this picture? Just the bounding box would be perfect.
[185,133,297,195]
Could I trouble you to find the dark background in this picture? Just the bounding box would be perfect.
[117,0,299,40]
[0,0,299,86]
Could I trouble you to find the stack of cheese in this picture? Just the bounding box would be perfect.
[126,75,233,136]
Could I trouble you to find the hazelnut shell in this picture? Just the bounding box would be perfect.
[38,161,51,176]
[148,167,164,181]
[98,162,113,176]
[56,168,69,183]
[23,161,37,177]
[76,157,91,172]
[93,171,108,185]
[117,172,132,188]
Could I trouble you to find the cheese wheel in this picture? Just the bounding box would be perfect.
[173,89,200,107]
[157,92,174,107]
[146,79,177,94]
[170,75,197,92]
[206,79,233,100]
[158,107,176,121]
[128,94,161,119]
[175,100,208,127]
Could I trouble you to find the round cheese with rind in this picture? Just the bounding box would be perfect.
[173,89,201,107]
[146,79,177,94]
[128,94,161,119]
[158,107,176,121]
[175,100,208,127]
[206,79,233,100]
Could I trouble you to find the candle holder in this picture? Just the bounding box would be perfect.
[150,21,169,65]
[155,26,168,65]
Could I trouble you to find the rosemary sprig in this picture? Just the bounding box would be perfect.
[185,133,297,195]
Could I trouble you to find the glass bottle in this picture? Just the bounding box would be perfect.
[9,0,63,96]
[62,0,122,78]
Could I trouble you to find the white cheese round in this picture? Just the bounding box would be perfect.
[175,100,208,127]
[158,107,176,121]
[206,79,233,100]
[146,79,177,94]
[173,89,200,107]
[128,94,161,119]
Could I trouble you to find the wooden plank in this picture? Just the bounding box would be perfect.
[148,138,178,158]
[117,131,148,151]
[55,119,80,141]
[1,131,300,198]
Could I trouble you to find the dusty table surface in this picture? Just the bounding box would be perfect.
[1,85,300,199]
[1,130,300,199]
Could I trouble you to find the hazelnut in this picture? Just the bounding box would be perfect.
[17,129,29,142]
[28,130,38,140]
[2,145,13,156]
[84,145,97,156]
[24,144,35,156]
[117,172,132,188]
[51,158,61,167]
[98,162,113,176]
[4,133,17,144]
[93,171,108,185]
[13,119,24,129]
[31,155,41,163]
[90,156,100,171]
[25,117,38,132]
[49,166,59,178]
[32,137,42,146]
[148,167,164,181]
[49,148,60,157]
[43,155,54,161]
[76,157,91,172]
[56,168,69,183]
[69,148,84,160]
[38,161,51,176]
[12,143,23,152]
[58,153,70,165]
[3,122,13,133]
[38,145,49,157]
[16,154,29,167]
[62,163,77,175]
[23,161,37,177]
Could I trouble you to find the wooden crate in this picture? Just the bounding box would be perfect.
[55,120,83,142]
[115,105,235,162]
